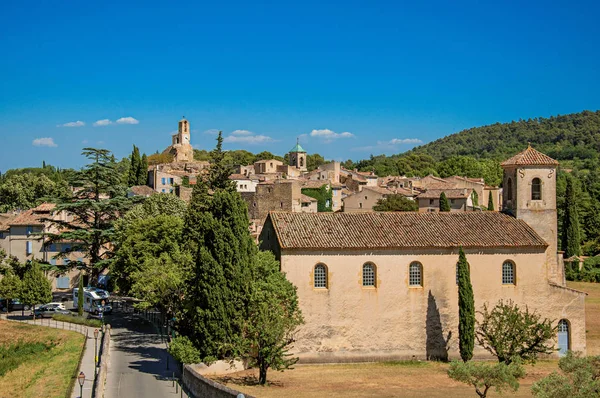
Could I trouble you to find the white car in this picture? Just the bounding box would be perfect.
[44,302,67,310]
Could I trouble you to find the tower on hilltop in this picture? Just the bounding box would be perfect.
[289,138,307,171]
[501,144,561,283]
[164,117,194,162]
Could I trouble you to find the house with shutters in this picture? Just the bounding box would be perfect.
[259,146,585,363]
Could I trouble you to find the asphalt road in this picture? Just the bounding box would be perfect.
[104,311,180,398]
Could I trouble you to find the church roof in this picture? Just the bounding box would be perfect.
[265,211,547,250]
[289,143,306,153]
[501,146,559,167]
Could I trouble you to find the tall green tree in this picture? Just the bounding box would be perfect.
[208,132,235,191]
[180,186,256,362]
[561,174,582,257]
[138,153,148,186]
[0,271,22,308]
[235,251,304,385]
[458,247,475,362]
[487,193,495,211]
[20,262,52,319]
[44,148,134,284]
[77,274,84,316]
[128,145,141,186]
[440,192,451,212]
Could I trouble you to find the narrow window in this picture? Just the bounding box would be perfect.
[409,262,422,286]
[532,178,542,200]
[557,319,570,356]
[26,241,32,255]
[502,261,515,285]
[362,263,376,287]
[314,264,327,288]
[26,225,33,235]
[507,178,513,200]
[300,157,304,167]
[429,199,434,205]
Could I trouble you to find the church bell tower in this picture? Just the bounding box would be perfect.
[501,145,561,283]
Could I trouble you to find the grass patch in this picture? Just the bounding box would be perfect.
[0,340,57,377]
[52,313,102,327]
[380,360,430,368]
[0,320,84,398]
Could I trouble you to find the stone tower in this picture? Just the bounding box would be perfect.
[501,145,562,284]
[289,139,307,172]
[167,117,193,162]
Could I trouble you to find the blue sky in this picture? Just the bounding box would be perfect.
[1,0,599,170]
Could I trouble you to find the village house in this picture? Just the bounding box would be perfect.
[259,147,585,363]
[2,203,87,291]
[417,188,474,212]
[229,174,260,193]
[343,186,416,212]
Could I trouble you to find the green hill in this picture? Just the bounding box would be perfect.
[409,110,600,162]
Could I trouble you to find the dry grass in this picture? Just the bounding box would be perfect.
[214,361,558,398]
[0,320,85,398]
[567,281,600,354]
[212,281,600,397]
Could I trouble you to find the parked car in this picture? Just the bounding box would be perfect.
[0,299,31,312]
[34,305,71,318]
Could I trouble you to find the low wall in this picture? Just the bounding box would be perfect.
[93,325,111,398]
[183,364,255,398]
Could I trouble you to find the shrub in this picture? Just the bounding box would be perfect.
[531,351,600,398]
[169,336,202,365]
[448,360,525,398]
[52,314,102,327]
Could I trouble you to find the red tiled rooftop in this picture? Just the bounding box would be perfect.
[501,146,559,167]
[266,211,547,250]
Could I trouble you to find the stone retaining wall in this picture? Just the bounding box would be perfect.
[93,325,111,398]
[182,364,255,398]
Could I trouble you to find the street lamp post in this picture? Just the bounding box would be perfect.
[93,329,99,368]
[77,371,85,398]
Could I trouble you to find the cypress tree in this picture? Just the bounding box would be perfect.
[138,153,148,186]
[78,274,84,316]
[440,192,451,212]
[208,132,235,190]
[128,145,141,186]
[487,192,494,211]
[457,247,475,362]
[561,174,581,258]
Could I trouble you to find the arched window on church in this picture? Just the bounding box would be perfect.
[502,260,516,285]
[409,262,422,286]
[300,157,304,167]
[314,264,328,288]
[532,178,542,200]
[362,263,376,287]
[507,178,513,201]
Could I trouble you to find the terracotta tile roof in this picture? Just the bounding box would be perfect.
[418,189,472,199]
[229,173,250,180]
[364,186,416,197]
[266,212,547,250]
[32,203,56,212]
[9,209,46,226]
[301,180,329,189]
[501,146,559,167]
[0,214,16,231]
[301,194,318,203]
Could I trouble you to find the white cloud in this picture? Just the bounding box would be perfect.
[203,129,219,135]
[93,119,112,127]
[310,129,354,142]
[351,137,424,152]
[116,117,139,125]
[224,134,274,144]
[57,121,85,127]
[231,129,253,136]
[32,137,58,147]
[82,140,89,144]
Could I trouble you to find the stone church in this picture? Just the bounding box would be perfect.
[259,146,586,363]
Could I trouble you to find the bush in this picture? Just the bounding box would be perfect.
[52,314,102,327]
[531,351,600,397]
[168,336,202,365]
[448,360,525,398]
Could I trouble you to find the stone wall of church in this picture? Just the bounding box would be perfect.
[279,247,585,363]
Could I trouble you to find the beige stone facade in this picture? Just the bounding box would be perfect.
[242,180,302,222]
[162,118,194,162]
[259,147,586,363]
